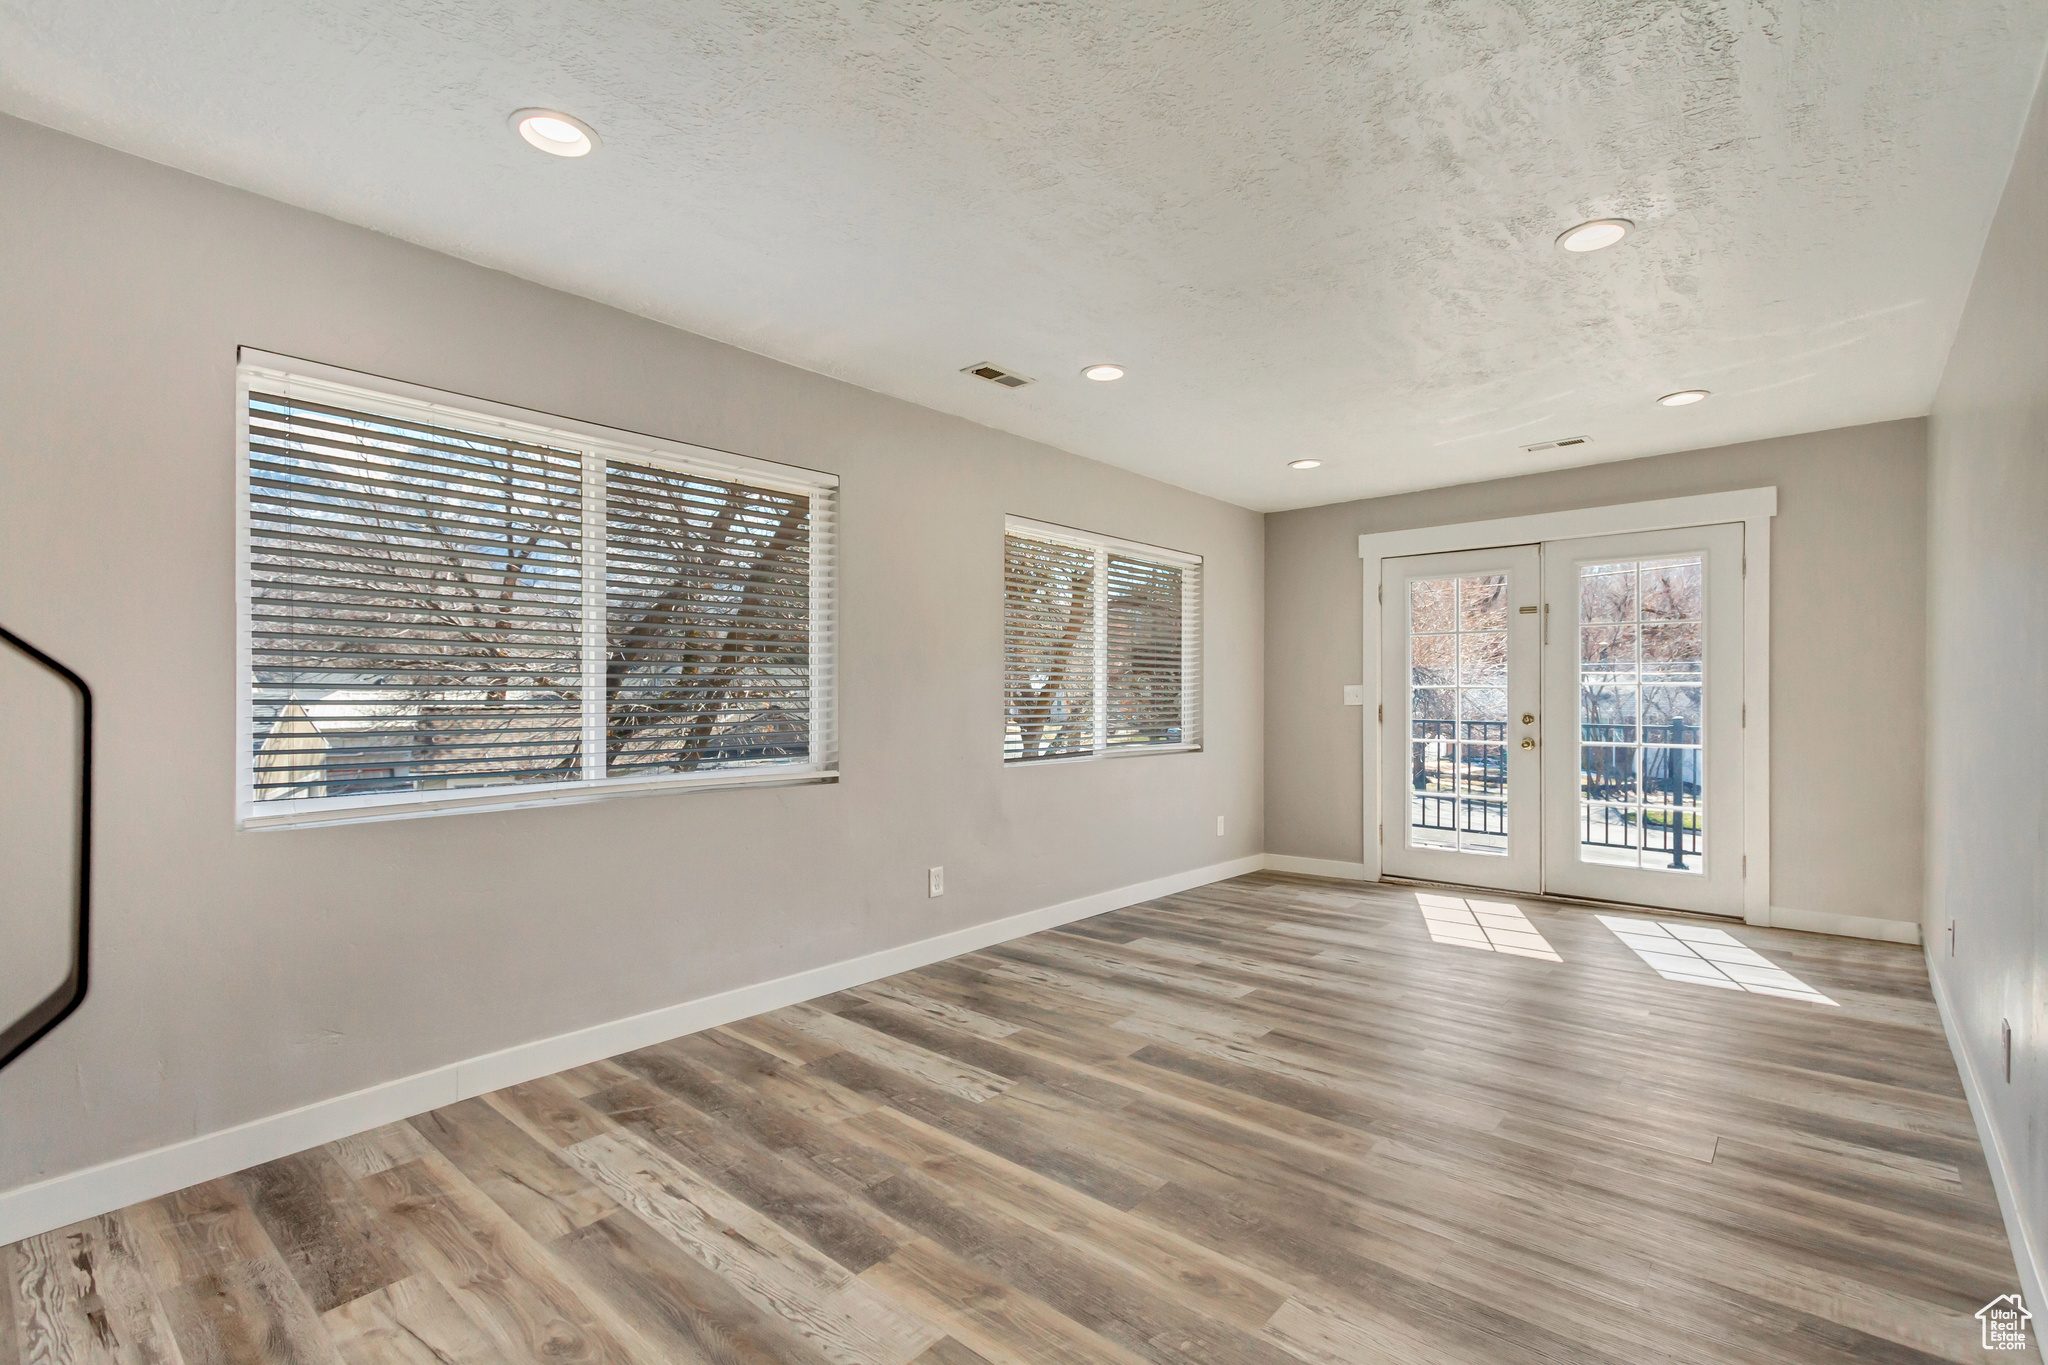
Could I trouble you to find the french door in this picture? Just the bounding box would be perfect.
[1380,524,1745,916]
[1380,546,1543,892]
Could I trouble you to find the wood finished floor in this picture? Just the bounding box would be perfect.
[4,872,2022,1365]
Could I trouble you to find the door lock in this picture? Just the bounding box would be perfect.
[1521,713,1535,725]
[1521,737,1536,749]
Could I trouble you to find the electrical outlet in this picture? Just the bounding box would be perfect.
[1216,815,1226,836]
[928,866,944,898]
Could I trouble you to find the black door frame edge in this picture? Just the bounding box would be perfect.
[0,624,92,1073]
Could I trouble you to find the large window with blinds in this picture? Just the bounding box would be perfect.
[236,353,837,829]
[1003,517,1201,763]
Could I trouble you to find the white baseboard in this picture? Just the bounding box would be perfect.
[0,853,1265,1247]
[1763,903,1923,945]
[1261,854,1375,881]
[1926,953,2046,1358]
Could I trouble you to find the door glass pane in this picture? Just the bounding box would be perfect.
[1580,624,1637,678]
[1459,631,1507,685]
[1576,556,1704,873]
[1459,575,1508,630]
[1580,745,1638,803]
[1580,563,1636,622]
[1410,578,1455,633]
[1410,793,1458,849]
[1640,559,1702,619]
[1580,799,1640,865]
[1461,686,1507,727]
[1411,633,1455,685]
[1640,622,1701,679]
[1407,573,1510,855]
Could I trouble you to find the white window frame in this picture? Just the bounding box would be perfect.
[235,349,839,831]
[1003,515,1203,765]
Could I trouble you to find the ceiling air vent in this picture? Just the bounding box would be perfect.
[1523,435,1590,453]
[963,362,1033,389]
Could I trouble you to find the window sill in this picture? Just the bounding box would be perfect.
[239,765,838,831]
[1004,743,1203,768]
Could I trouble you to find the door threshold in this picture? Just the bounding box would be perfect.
[1377,874,1743,923]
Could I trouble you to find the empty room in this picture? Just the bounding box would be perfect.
[2,3,2044,1362]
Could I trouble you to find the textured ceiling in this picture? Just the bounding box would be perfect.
[4,2,2045,510]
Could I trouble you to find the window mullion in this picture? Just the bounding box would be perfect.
[808,491,832,770]
[1181,564,1197,746]
[1093,546,1110,753]
[580,454,607,782]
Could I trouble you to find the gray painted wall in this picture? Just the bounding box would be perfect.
[1265,420,1928,926]
[0,117,1264,1194]
[1925,61,2047,1312]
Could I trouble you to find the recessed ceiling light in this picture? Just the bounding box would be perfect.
[1081,364,1125,382]
[1556,218,1632,252]
[1288,459,1322,470]
[511,108,598,157]
[1658,389,1710,406]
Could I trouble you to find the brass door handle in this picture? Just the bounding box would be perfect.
[1521,737,1536,749]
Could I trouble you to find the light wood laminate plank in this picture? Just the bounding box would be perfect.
[4,873,2022,1365]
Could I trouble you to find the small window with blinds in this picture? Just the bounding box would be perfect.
[237,353,837,829]
[1003,517,1201,763]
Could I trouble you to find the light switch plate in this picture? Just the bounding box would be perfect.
[1343,685,1365,706]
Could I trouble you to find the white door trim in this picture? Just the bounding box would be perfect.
[1359,487,1777,925]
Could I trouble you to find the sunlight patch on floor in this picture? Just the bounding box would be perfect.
[1417,893,1562,961]
[1597,915,1837,1005]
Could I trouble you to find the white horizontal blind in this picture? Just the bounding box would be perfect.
[1003,534,1097,761]
[1004,519,1201,762]
[240,361,836,825]
[604,460,817,776]
[247,392,588,799]
[1107,553,1195,747]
